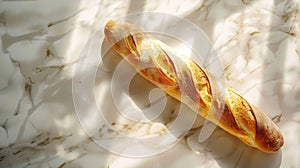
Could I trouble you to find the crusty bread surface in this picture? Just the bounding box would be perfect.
[104,20,284,152]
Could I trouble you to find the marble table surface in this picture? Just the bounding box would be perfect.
[0,0,299,167]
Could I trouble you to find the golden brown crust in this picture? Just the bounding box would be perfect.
[104,20,284,152]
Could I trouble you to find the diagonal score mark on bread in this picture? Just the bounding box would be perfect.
[104,19,284,153]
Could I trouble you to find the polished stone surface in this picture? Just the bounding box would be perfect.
[0,0,299,167]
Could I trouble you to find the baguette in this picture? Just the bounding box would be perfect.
[104,20,284,152]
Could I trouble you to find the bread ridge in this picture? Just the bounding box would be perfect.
[104,20,284,152]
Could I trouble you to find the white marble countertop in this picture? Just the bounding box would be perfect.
[0,0,299,167]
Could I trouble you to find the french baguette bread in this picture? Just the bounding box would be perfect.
[104,20,284,152]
